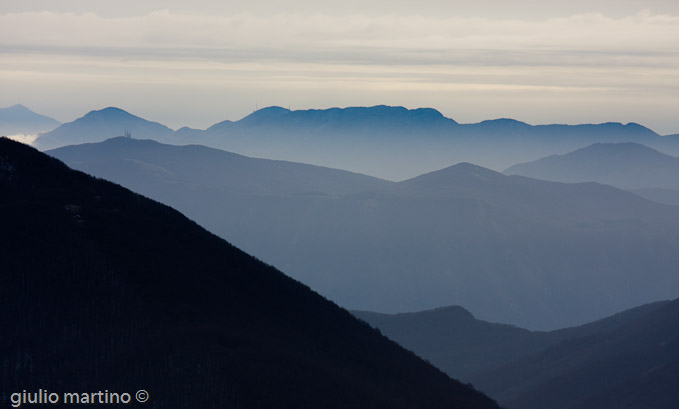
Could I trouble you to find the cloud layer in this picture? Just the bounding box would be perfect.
[1,9,678,132]
[2,10,678,62]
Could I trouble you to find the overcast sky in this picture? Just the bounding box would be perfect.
[1,0,678,134]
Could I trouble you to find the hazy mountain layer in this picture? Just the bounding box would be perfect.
[355,301,670,380]
[48,136,392,196]
[471,299,679,409]
[505,142,679,190]
[50,138,679,330]
[37,105,679,180]
[356,300,679,409]
[0,137,500,409]
[628,187,679,206]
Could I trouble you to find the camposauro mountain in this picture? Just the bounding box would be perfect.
[49,137,679,330]
[355,300,679,409]
[34,107,173,150]
[0,137,501,409]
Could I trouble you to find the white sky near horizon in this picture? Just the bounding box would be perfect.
[1,0,679,134]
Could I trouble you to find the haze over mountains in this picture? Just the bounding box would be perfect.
[0,137,500,409]
[356,299,679,409]
[50,137,679,330]
[34,105,679,180]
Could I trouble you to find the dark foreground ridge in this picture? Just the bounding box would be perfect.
[0,137,500,409]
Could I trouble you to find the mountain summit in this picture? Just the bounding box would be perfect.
[34,107,173,150]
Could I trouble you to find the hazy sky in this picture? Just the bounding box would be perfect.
[1,0,678,134]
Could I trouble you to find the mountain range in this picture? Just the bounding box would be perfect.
[505,142,679,205]
[0,104,61,136]
[356,299,679,409]
[0,137,500,409]
[49,137,679,330]
[35,105,679,180]
[11,101,679,407]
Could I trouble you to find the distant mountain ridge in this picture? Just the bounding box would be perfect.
[1,137,500,409]
[50,137,679,330]
[0,104,61,136]
[36,105,679,180]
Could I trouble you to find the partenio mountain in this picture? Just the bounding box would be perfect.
[0,137,500,409]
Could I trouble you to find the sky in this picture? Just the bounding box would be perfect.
[1,0,678,134]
